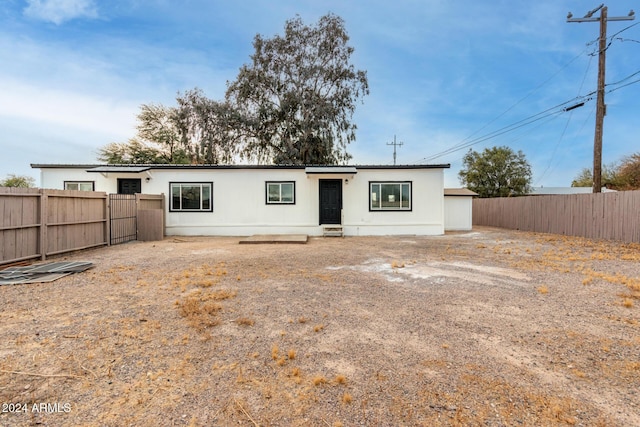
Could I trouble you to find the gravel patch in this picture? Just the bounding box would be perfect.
[1,227,639,426]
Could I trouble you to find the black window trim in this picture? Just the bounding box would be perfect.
[265,181,296,205]
[169,181,214,212]
[369,181,413,212]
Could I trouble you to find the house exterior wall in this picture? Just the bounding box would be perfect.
[444,196,473,231]
[37,166,446,236]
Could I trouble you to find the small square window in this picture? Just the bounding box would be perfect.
[266,182,295,204]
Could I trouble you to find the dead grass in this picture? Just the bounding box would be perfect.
[312,375,327,386]
[235,317,255,326]
[0,231,636,426]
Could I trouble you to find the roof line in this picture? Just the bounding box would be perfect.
[32,163,451,170]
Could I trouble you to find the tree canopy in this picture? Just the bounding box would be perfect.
[1,174,35,188]
[571,153,640,190]
[97,13,368,166]
[175,89,240,164]
[97,104,190,164]
[226,13,369,164]
[570,163,620,189]
[459,146,532,198]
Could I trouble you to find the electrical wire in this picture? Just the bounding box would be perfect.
[412,23,638,167]
[416,64,638,165]
[411,50,590,164]
[535,55,594,185]
[606,69,640,87]
[589,21,640,56]
[607,77,640,93]
[416,95,593,163]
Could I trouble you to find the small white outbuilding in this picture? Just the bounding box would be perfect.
[444,188,477,231]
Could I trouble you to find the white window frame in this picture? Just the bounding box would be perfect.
[266,181,295,204]
[170,182,213,212]
[64,181,95,191]
[369,181,412,211]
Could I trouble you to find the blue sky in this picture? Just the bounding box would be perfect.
[1,0,638,188]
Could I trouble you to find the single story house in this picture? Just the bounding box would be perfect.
[32,163,463,237]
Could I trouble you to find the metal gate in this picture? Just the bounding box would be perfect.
[109,194,137,245]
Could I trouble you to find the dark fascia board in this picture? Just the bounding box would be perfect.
[86,166,151,173]
[32,163,451,170]
[305,166,358,174]
[31,164,103,169]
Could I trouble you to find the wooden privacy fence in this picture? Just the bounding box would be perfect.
[473,190,640,243]
[0,188,164,266]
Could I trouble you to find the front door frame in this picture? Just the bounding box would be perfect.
[319,179,342,225]
[117,178,142,195]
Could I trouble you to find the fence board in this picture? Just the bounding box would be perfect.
[0,189,109,265]
[1,189,164,265]
[473,190,640,243]
[137,210,164,241]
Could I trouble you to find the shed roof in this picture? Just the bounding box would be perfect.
[444,188,478,196]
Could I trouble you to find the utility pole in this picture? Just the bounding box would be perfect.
[567,4,635,193]
[387,135,403,165]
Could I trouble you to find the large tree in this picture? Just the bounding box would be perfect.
[459,146,532,198]
[226,13,369,164]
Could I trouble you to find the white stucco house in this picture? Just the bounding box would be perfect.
[32,163,461,236]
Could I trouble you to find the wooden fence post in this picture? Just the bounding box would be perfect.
[40,189,47,261]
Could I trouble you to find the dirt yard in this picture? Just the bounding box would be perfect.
[1,227,639,426]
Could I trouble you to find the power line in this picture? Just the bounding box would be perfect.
[411,49,592,165]
[413,67,640,167]
[606,69,640,87]
[567,4,635,193]
[607,77,640,93]
[536,55,595,184]
[416,94,593,163]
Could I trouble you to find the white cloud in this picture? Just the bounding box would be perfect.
[0,77,137,138]
[24,0,98,24]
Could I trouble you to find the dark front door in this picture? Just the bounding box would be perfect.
[118,178,141,194]
[319,179,342,224]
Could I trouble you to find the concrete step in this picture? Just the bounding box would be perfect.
[322,226,343,237]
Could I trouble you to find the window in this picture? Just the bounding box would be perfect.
[266,181,295,204]
[370,182,412,211]
[64,181,94,191]
[170,182,213,212]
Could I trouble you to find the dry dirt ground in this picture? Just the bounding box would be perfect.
[1,227,639,426]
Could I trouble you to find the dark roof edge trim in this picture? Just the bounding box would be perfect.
[32,163,451,170]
